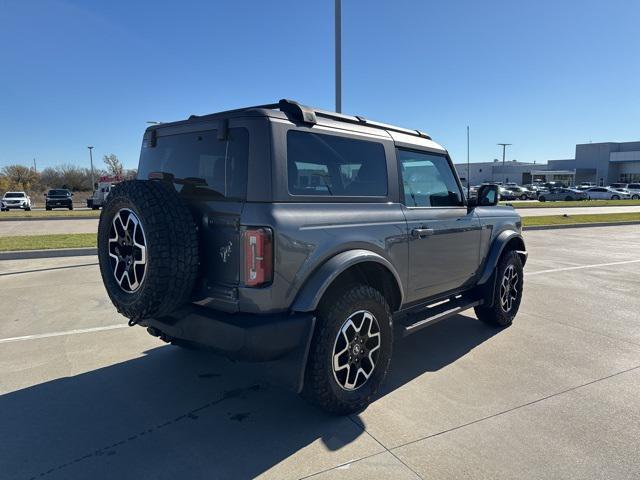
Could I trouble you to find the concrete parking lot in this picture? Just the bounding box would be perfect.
[1,225,639,479]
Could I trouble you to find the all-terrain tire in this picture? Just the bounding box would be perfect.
[302,284,393,415]
[98,180,199,320]
[474,250,523,327]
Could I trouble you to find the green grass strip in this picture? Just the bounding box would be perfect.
[504,199,640,209]
[0,209,100,220]
[523,212,640,227]
[0,233,97,251]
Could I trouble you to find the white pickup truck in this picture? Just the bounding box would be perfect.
[1,191,32,211]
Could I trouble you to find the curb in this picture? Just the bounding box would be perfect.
[0,216,98,222]
[524,220,640,231]
[0,248,97,261]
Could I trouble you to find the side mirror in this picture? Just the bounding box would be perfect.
[477,184,499,207]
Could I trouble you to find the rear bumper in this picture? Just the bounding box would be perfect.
[139,305,316,392]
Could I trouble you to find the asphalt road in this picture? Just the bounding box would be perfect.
[1,225,639,479]
[1,205,640,238]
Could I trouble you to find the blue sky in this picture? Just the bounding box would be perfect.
[1,0,639,170]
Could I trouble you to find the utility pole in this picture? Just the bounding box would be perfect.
[335,0,342,113]
[497,143,511,166]
[87,146,95,191]
[33,158,37,173]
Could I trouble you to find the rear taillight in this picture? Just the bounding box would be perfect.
[243,227,273,287]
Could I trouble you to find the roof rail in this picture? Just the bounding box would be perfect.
[185,99,431,140]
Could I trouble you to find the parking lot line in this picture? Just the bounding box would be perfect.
[526,259,640,276]
[0,324,128,344]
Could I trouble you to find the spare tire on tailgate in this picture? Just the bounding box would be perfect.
[98,180,199,321]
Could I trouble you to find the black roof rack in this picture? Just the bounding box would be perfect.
[185,99,431,140]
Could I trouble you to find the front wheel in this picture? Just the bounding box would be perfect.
[303,284,393,415]
[612,195,620,200]
[632,194,639,200]
[475,250,523,327]
[538,196,546,202]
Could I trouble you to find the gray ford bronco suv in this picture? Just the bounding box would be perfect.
[97,99,526,414]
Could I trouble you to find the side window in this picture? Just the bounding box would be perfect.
[397,149,463,207]
[287,130,387,197]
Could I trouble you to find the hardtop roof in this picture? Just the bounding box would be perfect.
[146,99,447,153]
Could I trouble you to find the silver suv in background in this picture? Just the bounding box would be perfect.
[1,191,32,211]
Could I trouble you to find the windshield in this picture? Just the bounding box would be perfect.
[4,192,25,198]
[48,190,70,196]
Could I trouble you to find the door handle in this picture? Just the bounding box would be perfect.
[411,227,434,238]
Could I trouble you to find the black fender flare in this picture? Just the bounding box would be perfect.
[477,230,527,286]
[291,249,404,312]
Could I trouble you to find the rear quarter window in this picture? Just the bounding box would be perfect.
[138,127,249,200]
[287,130,387,197]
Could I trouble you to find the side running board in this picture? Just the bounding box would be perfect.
[399,294,483,337]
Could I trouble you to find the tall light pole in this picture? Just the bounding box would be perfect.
[497,143,511,166]
[87,146,95,191]
[466,126,470,190]
[335,0,342,113]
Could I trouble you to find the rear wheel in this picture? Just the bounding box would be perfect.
[474,250,523,327]
[612,195,620,200]
[632,194,639,200]
[520,194,527,200]
[303,284,393,415]
[538,196,546,202]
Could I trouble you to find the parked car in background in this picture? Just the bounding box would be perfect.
[585,187,631,200]
[498,186,517,201]
[1,191,31,211]
[505,186,535,200]
[537,188,588,202]
[625,183,640,199]
[609,183,628,189]
[45,189,73,210]
[542,181,567,189]
[87,176,120,209]
[579,182,596,187]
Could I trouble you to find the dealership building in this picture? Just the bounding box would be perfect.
[455,141,640,186]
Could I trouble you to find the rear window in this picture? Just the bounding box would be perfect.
[138,128,249,200]
[287,130,387,197]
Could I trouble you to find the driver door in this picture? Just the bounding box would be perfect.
[398,148,482,303]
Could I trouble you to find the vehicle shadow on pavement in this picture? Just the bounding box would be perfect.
[0,314,497,480]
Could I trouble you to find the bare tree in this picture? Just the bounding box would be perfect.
[40,164,97,191]
[1,164,39,190]
[103,154,124,177]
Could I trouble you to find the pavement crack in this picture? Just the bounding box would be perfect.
[390,363,640,453]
